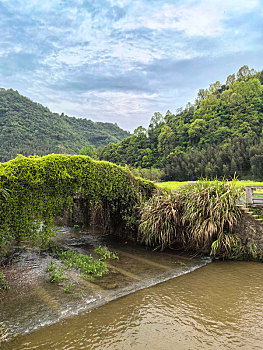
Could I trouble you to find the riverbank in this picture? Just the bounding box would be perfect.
[0,227,209,342]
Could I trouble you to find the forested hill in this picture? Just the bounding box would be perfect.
[99,66,263,181]
[0,88,129,162]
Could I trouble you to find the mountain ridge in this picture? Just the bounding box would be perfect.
[0,88,129,162]
[99,66,263,180]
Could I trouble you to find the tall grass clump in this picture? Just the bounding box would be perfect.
[139,179,243,257]
[139,191,181,250]
[178,179,243,255]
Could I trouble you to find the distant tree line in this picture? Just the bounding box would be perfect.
[98,66,263,181]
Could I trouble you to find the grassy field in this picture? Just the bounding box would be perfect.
[156,180,263,191]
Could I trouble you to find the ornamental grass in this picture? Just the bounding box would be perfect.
[139,179,243,256]
[139,191,181,250]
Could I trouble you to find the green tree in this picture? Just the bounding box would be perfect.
[79,144,97,158]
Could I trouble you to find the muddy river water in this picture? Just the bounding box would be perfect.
[1,227,263,349]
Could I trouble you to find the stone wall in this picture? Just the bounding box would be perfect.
[236,208,263,257]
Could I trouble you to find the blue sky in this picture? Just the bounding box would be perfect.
[0,0,263,131]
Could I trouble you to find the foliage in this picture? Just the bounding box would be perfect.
[249,243,258,259]
[94,246,119,260]
[130,167,165,182]
[64,282,76,293]
[0,154,155,255]
[0,88,129,162]
[46,246,118,288]
[210,233,244,258]
[99,66,263,181]
[139,192,179,250]
[0,185,9,200]
[56,248,108,278]
[46,260,57,272]
[79,144,97,159]
[248,207,263,219]
[163,137,263,181]
[139,179,243,256]
[49,266,69,283]
[177,179,243,252]
[0,272,9,290]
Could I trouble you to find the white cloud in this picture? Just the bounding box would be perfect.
[36,90,160,130]
[3,0,59,13]
[114,3,221,37]
[110,42,162,64]
[115,0,261,38]
[217,0,260,13]
[0,44,22,57]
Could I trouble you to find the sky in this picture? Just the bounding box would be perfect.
[0,0,263,131]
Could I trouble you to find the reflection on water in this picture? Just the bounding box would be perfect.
[2,260,263,350]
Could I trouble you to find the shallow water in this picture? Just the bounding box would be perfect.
[0,228,207,341]
[1,229,263,349]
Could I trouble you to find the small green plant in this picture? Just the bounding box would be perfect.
[81,273,94,281]
[73,225,80,230]
[46,246,117,289]
[49,266,69,283]
[46,260,56,272]
[94,246,119,260]
[64,282,76,293]
[56,248,109,278]
[249,243,258,259]
[0,272,9,291]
